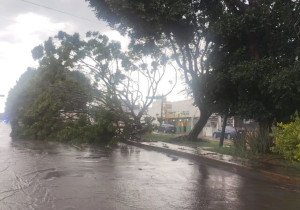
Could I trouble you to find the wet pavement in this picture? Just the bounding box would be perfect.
[140,141,300,183]
[1,123,300,210]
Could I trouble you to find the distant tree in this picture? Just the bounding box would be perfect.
[86,0,300,139]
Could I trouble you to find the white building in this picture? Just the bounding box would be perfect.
[148,99,203,134]
[148,98,240,137]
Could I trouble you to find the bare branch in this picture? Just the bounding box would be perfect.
[200,41,209,75]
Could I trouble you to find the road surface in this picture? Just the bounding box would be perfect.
[0,123,299,210]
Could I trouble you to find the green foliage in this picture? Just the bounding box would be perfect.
[87,0,300,135]
[273,116,300,161]
[5,42,116,143]
[8,29,167,143]
[233,130,273,155]
[233,132,247,153]
[56,110,116,144]
[246,131,273,154]
[51,31,173,139]
[5,68,37,122]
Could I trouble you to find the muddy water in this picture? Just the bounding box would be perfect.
[0,123,300,210]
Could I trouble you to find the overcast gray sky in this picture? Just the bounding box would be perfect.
[0,0,186,113]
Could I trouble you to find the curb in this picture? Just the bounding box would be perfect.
[123,140,300,187]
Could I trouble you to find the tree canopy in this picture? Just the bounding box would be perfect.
[7,30,177,141]
[47,31,176,136]
[86,0,300,137]
[5,44,100,141]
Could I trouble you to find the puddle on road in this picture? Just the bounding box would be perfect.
[23,168,56,176]
[76,156,104,159]
[43,171,70,180]
[42,169,87,180]
[75,155,108,163]
[80,160,101,163]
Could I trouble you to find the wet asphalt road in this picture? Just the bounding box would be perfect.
[0,123,300,210]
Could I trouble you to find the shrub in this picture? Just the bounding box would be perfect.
[272,116,300,161]
[246,130,273,154]
[233,130,273,154]
[233,131,247,152]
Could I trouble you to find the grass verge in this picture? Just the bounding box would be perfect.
[142,132,249,157]
[141,133,300,171]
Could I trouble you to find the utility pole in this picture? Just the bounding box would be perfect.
[147,95,165,125]
[0,95,5,119]
[160,95,166,125]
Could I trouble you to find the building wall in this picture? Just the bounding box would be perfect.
[147,100,163,120]
[148,99,200,133]
[148,99,257,136]
[148,99,200,119]
[148,99,222,136]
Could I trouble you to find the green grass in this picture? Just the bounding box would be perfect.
[142,133,177,142]
[142,133,251,158]
[142,133,300,172]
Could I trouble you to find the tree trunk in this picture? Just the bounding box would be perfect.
[219,113,228,147]
[187,110,211,141]
[257,120,273,153]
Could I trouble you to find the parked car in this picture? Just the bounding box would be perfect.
[212,126,237,139]
[158,124,176,134]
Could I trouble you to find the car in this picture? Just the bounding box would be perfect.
[212,126,236,139]
[157,124,176,134]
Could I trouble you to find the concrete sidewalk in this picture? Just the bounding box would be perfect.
[124,140,300,187]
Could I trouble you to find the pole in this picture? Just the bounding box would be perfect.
[146,95,165,125]
[160,96,164,125]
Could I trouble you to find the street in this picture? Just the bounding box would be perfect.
[0,123,300,210]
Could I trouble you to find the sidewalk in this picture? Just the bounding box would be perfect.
[124,140,300,187]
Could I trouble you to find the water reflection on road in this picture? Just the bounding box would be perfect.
[0,123,299,210]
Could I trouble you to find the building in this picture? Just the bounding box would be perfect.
[148,99,200,133]
[148,98,257,136]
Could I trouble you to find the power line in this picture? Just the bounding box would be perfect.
[18,0,94,22]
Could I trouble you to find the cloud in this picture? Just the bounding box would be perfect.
[0,8,123,112]
[0,0,109,35]
[0,12,74,112]
[0,13,72,43]
[0,0,126,113]
[0,0,185,113]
